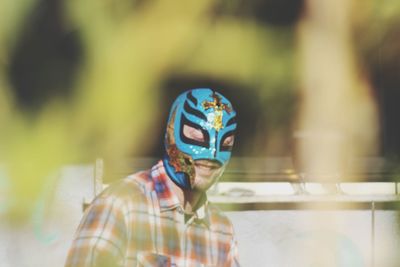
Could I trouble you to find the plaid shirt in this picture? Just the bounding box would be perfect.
[65,160,240,267]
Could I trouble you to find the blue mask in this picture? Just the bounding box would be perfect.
[163,88,237,189]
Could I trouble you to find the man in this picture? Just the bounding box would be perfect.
[65,88,239,267]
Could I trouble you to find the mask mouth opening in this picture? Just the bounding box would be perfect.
[194,159,223,169]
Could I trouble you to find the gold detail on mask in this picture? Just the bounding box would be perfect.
[166,108,195,188]
[166,144,195,187]
[202,92,232,132]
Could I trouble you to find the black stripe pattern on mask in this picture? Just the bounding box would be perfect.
[183,100,207,121]
[187,91,198,106]
[226,116,237,127]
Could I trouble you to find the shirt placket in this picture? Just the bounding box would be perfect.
[175,206,189,267]
[181,208,212,267]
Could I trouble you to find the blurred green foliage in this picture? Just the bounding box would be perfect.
[1,0,400,223]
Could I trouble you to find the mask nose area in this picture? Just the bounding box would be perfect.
[210,134,217,158]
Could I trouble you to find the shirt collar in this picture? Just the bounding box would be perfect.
[151,160,181,211]
[151,160,209,220]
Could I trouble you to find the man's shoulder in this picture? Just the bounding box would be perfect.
[207,203,235,235]
[98,169,154,201]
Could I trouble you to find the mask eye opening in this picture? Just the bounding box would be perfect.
[180,114,210,148]
[183,124,205,142]
[220,130,235,152]
[222,135,234,146]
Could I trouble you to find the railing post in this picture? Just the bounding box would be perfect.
[94,158,104,197]
[371,201,375,267]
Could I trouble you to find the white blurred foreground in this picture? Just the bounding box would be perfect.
[0,160,399,267]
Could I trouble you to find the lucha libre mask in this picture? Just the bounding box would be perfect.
[163,88,237,189]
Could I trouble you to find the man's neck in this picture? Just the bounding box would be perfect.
[168,178,204,214]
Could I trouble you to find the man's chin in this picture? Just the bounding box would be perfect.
[192,182,213,192]
[192,162,224,191]
[195,168,217,178]
[192,173,221,191]
[194,163,223,177]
